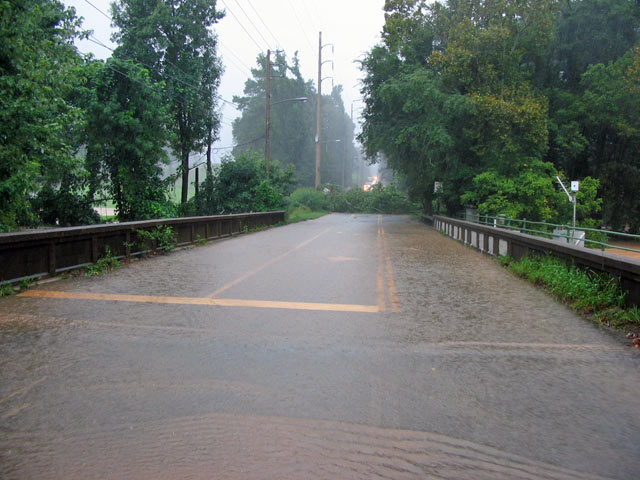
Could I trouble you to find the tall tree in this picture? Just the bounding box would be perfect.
[0,0,87,230]
[232,52,317,185]
[85,58,171,221]
[111,0,224,204]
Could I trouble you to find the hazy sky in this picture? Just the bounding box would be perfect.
[63,0,386,163]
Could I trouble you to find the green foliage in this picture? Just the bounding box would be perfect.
[85,58,171,222]
[195,152,294,215]
[288,188,327,211]
[287,184,417,215]
[0,0,86,230]
[0,282,15,296]
[359,0,639,227]
[506,254,640,331]
[134,225,177,254]
[111,0,225,204]
[232,52,354,187]
[85,246,120,275]
[286,205,329,223]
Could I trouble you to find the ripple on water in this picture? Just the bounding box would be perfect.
[0,413,612,480]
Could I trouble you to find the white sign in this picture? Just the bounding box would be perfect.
[570,181,580,192]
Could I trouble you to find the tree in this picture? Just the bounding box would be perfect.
[232,52,317,185]
[0,0,87,230]
[85,58,171,221]
[204,152,294,214]
[111,0,224,204]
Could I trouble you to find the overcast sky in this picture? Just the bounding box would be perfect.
[63,0,386,164]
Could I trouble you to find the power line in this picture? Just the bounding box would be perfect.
[212,134,264,151]
[219,0,266,52]
[244,0,281,48]
[86,35,240,109]
[218,40,253,74]
[230,0,273,51]
[300,0,319,34]
[286,0,314,51]
[83,0,111,21]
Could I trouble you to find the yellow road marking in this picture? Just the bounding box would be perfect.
[19,290,379,313]
[381,225,401,312]
[328,256,358,262]
[0,376,48,406]
[377,217,386,311]
[207,227,332,298]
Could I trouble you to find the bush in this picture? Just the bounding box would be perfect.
[288,187,327,211]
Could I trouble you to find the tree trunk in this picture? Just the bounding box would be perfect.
[181,149,189,204]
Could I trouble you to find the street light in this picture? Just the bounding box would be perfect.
[265,96,307,174]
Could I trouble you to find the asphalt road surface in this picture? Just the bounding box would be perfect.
[1,214,639,479]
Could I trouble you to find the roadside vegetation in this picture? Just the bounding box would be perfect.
[500,254,640,337]
[286,184,418,222]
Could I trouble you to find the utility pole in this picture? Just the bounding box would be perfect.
[314,32,334,188]
[265,49,271,176]
[350,103,354,188]
[315,33,322,188]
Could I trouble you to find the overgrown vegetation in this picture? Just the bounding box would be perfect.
[287,184,417,217]
[359,0,640,230]
[85,246,120,276]
[134,226,177,254]
[502,254,640,331]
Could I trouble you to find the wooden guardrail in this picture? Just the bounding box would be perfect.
[431,215,640,307]
[0,211,285,283]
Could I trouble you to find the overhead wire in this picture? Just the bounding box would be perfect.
[286,0,314,51]
[83,0,111,21]
[244,0,281,48]
[219,0,267,52]
[86,35,240,110]
[229,0,273,51]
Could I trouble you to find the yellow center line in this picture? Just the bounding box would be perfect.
[377,216,386,311]
[381,225,401,312]
[18,290,380,313]
[207,227,332,298]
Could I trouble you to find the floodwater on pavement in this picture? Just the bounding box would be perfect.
[0,214,638,479]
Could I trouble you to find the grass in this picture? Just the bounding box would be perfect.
[502,254,640,333]
[286,206,329,223]
[85,246,120,276]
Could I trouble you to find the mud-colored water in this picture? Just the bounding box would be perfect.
[1,214,638,479]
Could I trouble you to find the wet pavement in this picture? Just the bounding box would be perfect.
[1,214,639,479]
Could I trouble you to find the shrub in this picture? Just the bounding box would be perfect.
[288,187,327,211]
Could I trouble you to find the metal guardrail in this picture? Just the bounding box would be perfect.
[0,211,285,284]
[463,214,640,255]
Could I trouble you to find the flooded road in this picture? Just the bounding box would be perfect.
[1,214,638,479]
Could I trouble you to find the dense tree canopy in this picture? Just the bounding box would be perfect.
[360,0,640,228]
[84,58,171,221]
[0,0,87,230]
[111,0,224,204]
[232,52,355,187]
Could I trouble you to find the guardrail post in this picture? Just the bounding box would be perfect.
[48,241,56,276]
[522,218,527,233]
[601,228,607,252]
[91,235,99,263]
[125,230,131,257]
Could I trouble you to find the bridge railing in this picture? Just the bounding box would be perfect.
[464,214,640,255]
[0,211,285,284]
[432,214,640,307]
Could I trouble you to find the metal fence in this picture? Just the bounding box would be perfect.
[0,211,285,284]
